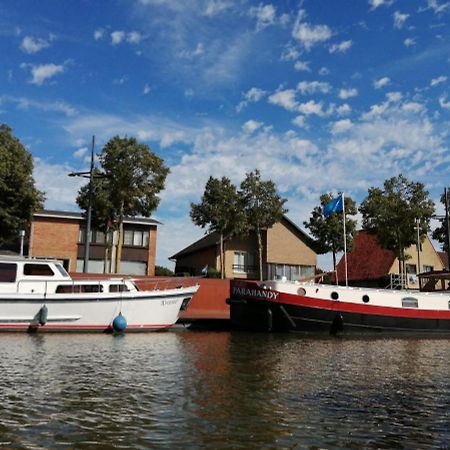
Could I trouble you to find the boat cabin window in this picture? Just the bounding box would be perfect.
[402,297,418,308]
[0,263,17,283]
[24,263,54,277]
[109,284,129,293]
[55,264,69,277]
[56,284,103,293]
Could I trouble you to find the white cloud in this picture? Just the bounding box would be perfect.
[73,147,88,158]
[20,35,54,54]
[369,0,393,10]
[143,83,151,94]
[374,77,391,89]
[292,115,308,128]
[297,81,331,95]
[1,95,77,116]
[242,120,263,134]
[250,3,276,30]
[127,31,142,44]
[268,89,298,111]
[180,43,204,59]
[292,10,332,50]
[294,60,311,72]
[393,11,409,29]
[94,28,105,40]
[319,67,330,76]
[329,40,352,53]
[331,119,353,134]
[439,95,450,109]
[336,103,352,115]
[23,63,65,86]
[297,100,326,116]
[338,88,358,99]
[281,45,300,61]
[386,91,402,102]
[111,31,126,45]
[430,76,447,86]
[203,0,233,16]
[426,0,450,14]
[237,87,267,112]
[404,37,416,47]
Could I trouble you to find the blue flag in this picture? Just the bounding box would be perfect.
[323,195,343,217]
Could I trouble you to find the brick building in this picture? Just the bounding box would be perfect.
[29,210,159,276]
[170,215,318,280]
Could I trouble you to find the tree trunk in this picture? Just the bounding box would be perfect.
[115,202,124,274]
[220,233,224,279]
[257,227,263,281]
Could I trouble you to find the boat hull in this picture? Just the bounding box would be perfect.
[228,281,450,335]
[0,287,198,333]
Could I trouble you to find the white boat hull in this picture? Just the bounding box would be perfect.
[0,287,198,332]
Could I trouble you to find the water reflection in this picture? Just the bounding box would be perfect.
[0,332,448,449]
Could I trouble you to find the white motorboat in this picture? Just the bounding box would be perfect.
[0,255,198,332]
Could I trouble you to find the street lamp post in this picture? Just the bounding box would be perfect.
[69,136,95,273]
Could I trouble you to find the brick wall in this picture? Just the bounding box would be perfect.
[30,217,80,271]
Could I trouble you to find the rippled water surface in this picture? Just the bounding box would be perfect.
[0,330,448,449]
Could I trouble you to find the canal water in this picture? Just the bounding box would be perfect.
[0,330,448,449]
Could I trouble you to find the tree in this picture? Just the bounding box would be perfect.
[303,193,357,271]
[76,172,117,272]
[190,176,246,278]
[359,174,434,275]
[240,170,288,281]
[78,136,169,273]
[431,188,450,255]
[0,124,44,246]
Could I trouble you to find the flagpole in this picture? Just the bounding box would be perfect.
[342,192,348,287]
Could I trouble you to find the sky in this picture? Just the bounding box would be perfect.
[1,0,450,270]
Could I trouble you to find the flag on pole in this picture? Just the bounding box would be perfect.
[323,195,344,217]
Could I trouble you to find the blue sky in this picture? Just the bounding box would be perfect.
[1,0,450,269]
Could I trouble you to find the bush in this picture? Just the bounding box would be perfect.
[155,265,174,276]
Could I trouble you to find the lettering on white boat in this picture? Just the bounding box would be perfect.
[161,299,178,306]
[232,287,279,301]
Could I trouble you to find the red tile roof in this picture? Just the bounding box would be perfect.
[336,231,396,281]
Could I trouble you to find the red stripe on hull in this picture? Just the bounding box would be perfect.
[267,291,450,320]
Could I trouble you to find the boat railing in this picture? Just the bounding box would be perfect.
[130,276,200,291]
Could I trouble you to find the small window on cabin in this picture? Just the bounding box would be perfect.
[81,285,103,293]
[0,263,17,283]
[56,285,74,294]
[24,263,55,276]
[402,297,418,308]
[331,291,339,300]
[109,284,129,293]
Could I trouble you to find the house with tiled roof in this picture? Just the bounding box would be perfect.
[335,230,445,289]
[170,215,319,280]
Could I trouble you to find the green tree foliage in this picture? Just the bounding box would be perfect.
[303,193,357,271]
[240,170,288,281]
[360,174,434,274]
[155,265,174,276]
[190,176,246,278]
[431,188,450,253]
[0,124,44,245]
[77,136,169,273]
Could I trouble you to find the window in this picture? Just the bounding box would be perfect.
[423,265,434,273]
[0,263,17,283]
[233,251,255,273]
[267,264,315,281]
[402,297,418,308]
[123,229,149,248]
[109,284,129,293]
[24,264,54,276]
[406,264,417,274]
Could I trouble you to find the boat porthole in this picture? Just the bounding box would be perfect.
[331,291,339,300]
[298,288,306,296]
[362,295,370,303]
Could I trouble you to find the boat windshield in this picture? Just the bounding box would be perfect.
[55,264,70,278]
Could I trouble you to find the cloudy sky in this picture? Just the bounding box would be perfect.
[1,0,450,269]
